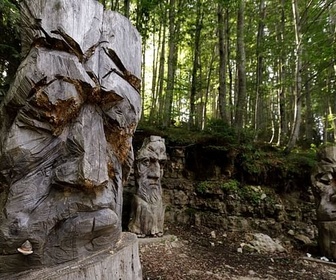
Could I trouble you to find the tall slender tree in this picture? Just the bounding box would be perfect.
[285,0,303,152]
[163,0,178,127]
[189,0,203,128]
[234,0,247,136]
[254,0,266,140]
[217,1,228,123]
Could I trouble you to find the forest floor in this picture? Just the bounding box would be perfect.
[139,224,336,280]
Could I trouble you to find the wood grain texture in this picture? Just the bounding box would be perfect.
[129,136,167,236]
[0,0,141,274]
[0,232,142,280]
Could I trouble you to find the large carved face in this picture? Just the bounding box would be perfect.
[311,146,336,221]
[0,0,141,271]
[135,136,167,203]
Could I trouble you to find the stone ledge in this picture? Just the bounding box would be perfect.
[0,232,142,280]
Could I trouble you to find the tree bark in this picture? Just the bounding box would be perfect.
[277,0,287,146]
[254,0,266,140]
[157,23,167,125]
[189,0,203,129]
[217,2,227,123]
[285,0,303,153]
[124,0,130,18]
[234,0,247,136]
[203,45,216,129]
[163,0,177,127]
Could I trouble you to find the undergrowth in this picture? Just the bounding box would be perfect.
[137,122,319,193]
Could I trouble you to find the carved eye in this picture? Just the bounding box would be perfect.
[141,158,150,167]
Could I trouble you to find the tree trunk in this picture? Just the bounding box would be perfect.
[164,0,177,127]
[276,0,287,146]
[203,45,216,129]
[234,0,247,136]
[304,74,313,145]
[156,6,167,125]
[217,2,227,122]
[149,32,158,123]
[286,0,303,153]
[189,0,203,128]
[124,0,130,18]
[227,8,234,125]
[254,0,266,140]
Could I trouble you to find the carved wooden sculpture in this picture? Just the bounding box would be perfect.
[128,136,167,237]
[311,146,336,260]
[0,0,141,273]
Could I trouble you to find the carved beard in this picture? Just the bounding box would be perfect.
[137,180,162,204]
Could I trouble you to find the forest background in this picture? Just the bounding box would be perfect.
[1,0,336,154]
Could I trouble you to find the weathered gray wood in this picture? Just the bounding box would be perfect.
[317,221,336,260]
[21,0,104,57]
[311,145,336,260]
[128,136,167,236]
[0,232,142,280]
[311,146,336,221]
[0,0,141,274]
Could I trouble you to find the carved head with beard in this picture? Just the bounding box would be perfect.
[135,136,167,204]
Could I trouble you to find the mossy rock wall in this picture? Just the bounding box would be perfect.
[124,144,317,245]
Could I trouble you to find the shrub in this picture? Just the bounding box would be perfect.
[220,179,240,193]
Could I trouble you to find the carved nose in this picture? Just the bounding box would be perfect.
[53,104,109,188]
[148,161,161,180]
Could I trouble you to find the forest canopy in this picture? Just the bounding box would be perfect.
[1,0,336,152]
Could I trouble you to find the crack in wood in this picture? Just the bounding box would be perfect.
[103,48,141,92]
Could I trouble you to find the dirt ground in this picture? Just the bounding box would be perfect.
[139,224,336,280]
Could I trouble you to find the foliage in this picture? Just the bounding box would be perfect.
[196,179,265,206]
[239,185,264,206]
[0,0,21,96]
[138,120,262,152]
[220,179,239,192]
[203,119,237,143]
[185,207,197,215]
[196,180,240,194]
[235,141,317,192]
[285,150,317,170]
[196,181,210,194]
[1,0,336,150]
[238,144,270,175]
[136,123,203,145]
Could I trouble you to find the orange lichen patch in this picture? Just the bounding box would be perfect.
[35,90,52,109]
[87,86,102,103]
[83,179,95,189]
[32,96,81,135]
[102,47,141,93]
[128,122,137,135]
[124,71,141,92]
[107,161,115,179]
[85,72,102,104]
[30,78,87,135]
[32,36,74,54]
[45,98,81,135]
[54,76,87,103]
[105,125,131,164]
[51,27,84,62]
[100,90,123,109]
